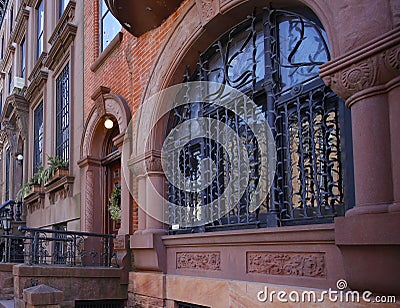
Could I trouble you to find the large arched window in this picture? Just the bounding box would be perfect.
[167,8,354,233]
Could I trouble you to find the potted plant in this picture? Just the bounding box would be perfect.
[16,167,43,199]
[44,155,69,184]
[108,186,121,221]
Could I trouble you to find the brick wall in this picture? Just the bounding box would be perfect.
[83,1,188,231]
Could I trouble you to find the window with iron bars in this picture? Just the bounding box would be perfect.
[166,8,354,233]
[56,63,70,163]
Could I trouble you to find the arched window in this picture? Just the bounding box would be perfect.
[167,8,354,233]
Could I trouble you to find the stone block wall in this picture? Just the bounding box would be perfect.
[0,264,14,300]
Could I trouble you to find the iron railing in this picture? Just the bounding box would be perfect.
[0,199,23,221]
[0,234,25,263]
[0,227,117,267]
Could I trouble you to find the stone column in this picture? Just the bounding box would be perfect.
[129,150,167,272]
[320,28,400,295]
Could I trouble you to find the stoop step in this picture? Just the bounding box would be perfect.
[0,299,14,308]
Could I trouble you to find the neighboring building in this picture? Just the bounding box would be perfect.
[0,0,83,230]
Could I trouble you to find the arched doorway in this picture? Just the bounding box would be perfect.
[79,90,132,235]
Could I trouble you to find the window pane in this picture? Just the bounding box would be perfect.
[60,0,69,16]
[101,0,108,18]
[21,38,26,78]
[101,11,120,51]
[207,21,264,89]
[56,63,70,162]
[37,0,44,58]
[34,102,44,173]
[278,15,329,91]
[5,149,10,200]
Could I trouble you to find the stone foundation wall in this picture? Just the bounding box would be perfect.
[13,265,127,307]
[0,264,14,300]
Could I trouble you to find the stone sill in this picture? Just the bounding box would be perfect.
[162,223,335,248]
[13,264,123,278]
[90,32,123,72]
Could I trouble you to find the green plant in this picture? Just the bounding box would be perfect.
[47,155,69,169]
[40,155,69,183]
[16,182,32,200]
[108,186,121,221]
[16,166,43,199]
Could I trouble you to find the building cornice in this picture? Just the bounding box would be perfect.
[9,6,29,44]
[44,1,77,70]
[25,68,48,102]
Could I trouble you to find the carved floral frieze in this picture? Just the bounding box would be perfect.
[247,252,326,278]
[176,252,221,271]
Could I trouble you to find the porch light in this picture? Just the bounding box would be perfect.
[1,209,12,233]
[16,154,23,165]
[104,117,114,129]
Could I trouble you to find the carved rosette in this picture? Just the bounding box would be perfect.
[247,252,326,278]
[176,252,221,271]
[385,46,400,72]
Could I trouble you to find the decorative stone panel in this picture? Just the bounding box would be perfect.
[176,252,221,271]
[247,252,326,278]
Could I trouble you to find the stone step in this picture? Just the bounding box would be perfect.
[0,299,14,308]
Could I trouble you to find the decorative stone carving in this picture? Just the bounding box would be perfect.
[145,154,163,173]
[176,252,221,271]
[386,46,400,71]
[92,86,111,117]
[114,235,128,250]
[320,27,400,101]
[44,176,74,205]
[196,0,220,25]
[3,121,18,154]
[85,170,94,232]
[341,60,375,94]
[247,252,326,278]
[81,92,130,158]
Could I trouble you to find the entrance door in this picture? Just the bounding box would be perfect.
[105,159,121,235]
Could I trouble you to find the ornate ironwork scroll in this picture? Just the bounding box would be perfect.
[166,8,353,232]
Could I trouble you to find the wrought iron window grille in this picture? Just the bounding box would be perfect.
[166,8,354,234]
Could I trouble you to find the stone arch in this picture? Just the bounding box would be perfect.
[81,93,131,159]
[142,0,336,105]
[130,0,338,234]
[79,91,132,234]
[134,0,337,158]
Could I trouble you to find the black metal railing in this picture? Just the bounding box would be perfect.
[0,234,25,263]
[0,199,23,221]
[0,227,117,267]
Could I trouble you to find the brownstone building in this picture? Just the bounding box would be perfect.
[0,0,83,229]
[86,0,400,306]
[1,0,400,307]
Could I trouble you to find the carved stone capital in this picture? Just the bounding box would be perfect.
[320,27,400,102]
[129,150,163,176]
